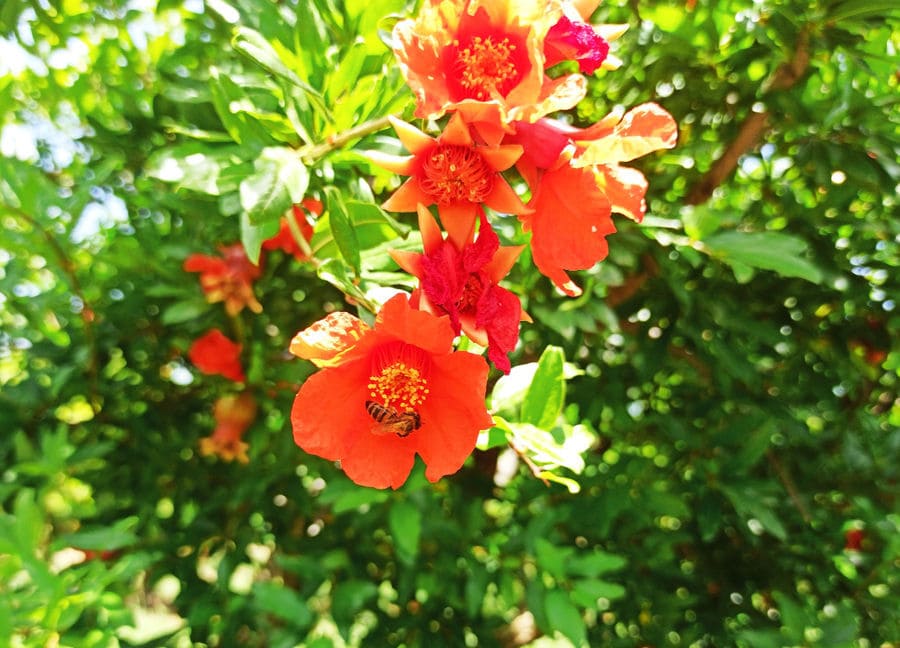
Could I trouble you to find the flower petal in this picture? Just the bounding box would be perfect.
[414,351,492,482]
[600,165,649,222]
[522,163,615,296]
[382,178,432,213]
[290,311,370,367]
[573,102,678,166]
[375,294,456,356]
[291,360,370,461]
[340,430,417,489]
[389,115,435,155]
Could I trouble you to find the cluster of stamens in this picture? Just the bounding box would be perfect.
[367,361,429,412]
[453,35,521,100]
[419,144,494,204]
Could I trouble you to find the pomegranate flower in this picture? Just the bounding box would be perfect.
[262,199,323,262]
[512,103,678,295]
[184,244,263,316]
[391,205,525,373]
[371,113,527,246]
[290,294,494,489]
[392,0,593,144]
[199,392,257,464]
[188,329,245,382]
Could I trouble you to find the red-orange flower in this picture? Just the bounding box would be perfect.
[290,294,494,489]
[188,329,245,382]
[391,205,524,373]
[262,199,323,262]
[392,0,590,144]
[184,243,263,316]
[371,113,527,245]
[199,392,257,463]
[512,103,678,295]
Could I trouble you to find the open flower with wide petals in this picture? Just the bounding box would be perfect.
[391,205,524,373]
[512,103,678,295]
[262,199,323,262]
[199,392,257,463]
[188,329,245,382]
[371,113,528,245]
[184,244,263,316]
[290,294,494,489]
[393,0,596,144]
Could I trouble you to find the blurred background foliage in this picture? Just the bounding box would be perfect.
[1,0,898,646]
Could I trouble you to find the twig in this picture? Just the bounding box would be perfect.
[766,448,812,524]
[297,115,393,164]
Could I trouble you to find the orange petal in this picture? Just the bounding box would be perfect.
[365,150,416,175]
[485,178,529,215]
[416,203,443,253]
[484,244,525,283]
[414,351,492,482]
[437,202,480,250]
[339,426,417,489]
[574,103,678,166]
[480,144,524,172]
[601,165,648,222]
[439,112,474,147]
[389,249,424,277]
[389,115,435,155]
[523,163,615,296]
[290,311,370,367]
[382,178,432,213]
[375,294,456,356]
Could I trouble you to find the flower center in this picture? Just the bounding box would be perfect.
[452,35,523,101]
[457,272,485,313]
[367,345,430,412]
[419,145,495,204]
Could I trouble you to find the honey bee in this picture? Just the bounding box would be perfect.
[365,400,421,437]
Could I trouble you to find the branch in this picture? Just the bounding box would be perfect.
[297,115,393,164]
[686,27,810,206]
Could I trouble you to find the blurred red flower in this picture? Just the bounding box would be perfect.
[199,392,257,464]
[188,329,245,382]
[262,199,323,262]
[290,294,494,489]
[391,205,525,373]
[184,244,263,316]
[372,113,527,245]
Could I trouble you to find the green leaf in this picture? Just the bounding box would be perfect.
[544,589,586,647]
[534,538,573,580]
[232,26,304,88]
[324,187,361,276]
[566,551,627,578]
[331,579,378,625]
[570,578,627,607]
[503,421,594,475]
[161,299,210,325]
[240,147,309,225]
[703,231,823,284]
[388,500,421,563]
[57,517,139,551]
[521,345,566,429]
[240,211,280,265]
[827,0,900,22]
[144,145,245,195]
[252,581,312,628]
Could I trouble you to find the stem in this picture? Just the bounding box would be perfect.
[297,115,393,164]
[5,203,102,414]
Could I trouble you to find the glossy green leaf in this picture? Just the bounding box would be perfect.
[388,500,421,563]
[324,186,361,276]
[240,147,309,225]
[544,589,586,647]
[703,231,824,283]
[521,345,565,429]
